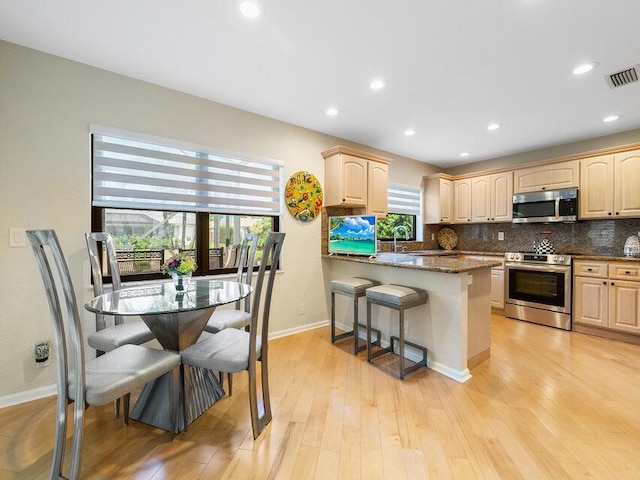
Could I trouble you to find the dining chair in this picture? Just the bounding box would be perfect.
[85,232,155,355]
[222,244,239,268]
[203,233,258,395]
[28,230,182,480]
[181,231,285,439]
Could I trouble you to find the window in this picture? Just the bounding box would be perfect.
[377,184,422,241]
[91,127,282,281]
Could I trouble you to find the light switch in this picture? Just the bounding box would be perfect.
[9,228,26,247]
[498,231,505,241]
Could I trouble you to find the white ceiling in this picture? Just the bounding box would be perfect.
[2,0,640,167]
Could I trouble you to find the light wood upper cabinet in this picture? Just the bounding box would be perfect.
[471,176,490,223]
[580,149,640,219]
[453,179,472,223]
[322,146,390,215]
[424,174,453,224]
[367,160,389,217]
[471,172,512,223]
[513,160,578,193]
[615,150,640,217]
[579,155,615,219]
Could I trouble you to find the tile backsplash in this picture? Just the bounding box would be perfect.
[427,219,640,256]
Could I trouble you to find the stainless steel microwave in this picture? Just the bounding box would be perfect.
[512,188,578,223]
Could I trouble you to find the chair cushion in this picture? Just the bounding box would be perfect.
[366,284,428,306]
[330,277,380,295]
[181,328,262,374]
[203,309,251,334]
[69,344,180,406]
[87,322,155,352]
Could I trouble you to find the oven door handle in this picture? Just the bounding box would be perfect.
[504,262,570,273]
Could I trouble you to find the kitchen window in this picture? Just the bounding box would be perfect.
[377,184,422,241]
[91,126,283,281]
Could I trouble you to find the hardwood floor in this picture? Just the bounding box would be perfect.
[2,314,640,479]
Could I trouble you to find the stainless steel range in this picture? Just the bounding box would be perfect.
[504,252,572,330]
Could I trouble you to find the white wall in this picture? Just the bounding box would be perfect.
[0,40,434,400]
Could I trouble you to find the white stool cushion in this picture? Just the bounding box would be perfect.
[366,284,428,306]
[331,277,380,295]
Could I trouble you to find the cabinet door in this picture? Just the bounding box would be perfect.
[439,178,453,223]
[513,160,578,193]
[490,172,513,222]
[367,161,388,217]
[608,279,640,333]
[579,155,614,219]
[614,150,640,217]
[341,155,368,205]
[573,276,608,327]
[490,268,504,309]
[453,179,472,223]
[471,176,491,223]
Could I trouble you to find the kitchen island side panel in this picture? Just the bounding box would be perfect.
[322,258,492,382]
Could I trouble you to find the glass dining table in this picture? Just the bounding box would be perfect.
[85,278,252,433]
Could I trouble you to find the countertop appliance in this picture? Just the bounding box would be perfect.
[504,251,572,330]
[512,187,578,223]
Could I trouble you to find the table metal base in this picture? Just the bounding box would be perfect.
[131,366,224,433]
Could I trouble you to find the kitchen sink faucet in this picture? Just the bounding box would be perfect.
[393,225,410,252]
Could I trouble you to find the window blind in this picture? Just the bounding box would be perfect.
[92,133,283,215]
[387,184,422,216]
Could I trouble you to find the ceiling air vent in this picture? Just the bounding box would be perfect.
[606,65,640,88]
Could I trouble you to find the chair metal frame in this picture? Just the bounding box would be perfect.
[182,231,285,439]
[28,230,180,480]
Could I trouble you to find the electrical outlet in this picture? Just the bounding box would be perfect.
[431,233,435,241]
[498,231,505,241]
[299,303,305,315]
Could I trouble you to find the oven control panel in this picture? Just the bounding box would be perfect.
[505,252,571,265]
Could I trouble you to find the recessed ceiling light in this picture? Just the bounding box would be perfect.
[460,152,470,157]
[487,123,501,131]
[239,0,263,19]
[404,129,416,136]
[603,115,620,123]
[370,79,385,90]
[572,62,598,75]
[326,107,338,116]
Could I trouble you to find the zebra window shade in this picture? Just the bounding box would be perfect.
[92,134,283,215]
[387,184,421,216]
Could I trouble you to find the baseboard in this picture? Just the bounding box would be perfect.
[467,347,491,369]
[268,319,329,340]
[0,384,57,409]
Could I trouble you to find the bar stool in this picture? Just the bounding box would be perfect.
[366,284,428,379]
[330,278,381,354]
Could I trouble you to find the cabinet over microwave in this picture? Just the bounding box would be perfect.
[512,188,578,223]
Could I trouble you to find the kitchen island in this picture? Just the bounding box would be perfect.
[322,252,501,382]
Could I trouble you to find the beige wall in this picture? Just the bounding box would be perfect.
[0,40,434,399]
[446,128,640,176]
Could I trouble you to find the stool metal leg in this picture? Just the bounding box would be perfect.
[353,292,359,354]
[332,291,355,343]
[399,307,405,379]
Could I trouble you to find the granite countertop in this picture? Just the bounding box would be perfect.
[322,252,501,273]
[572,254,640,262]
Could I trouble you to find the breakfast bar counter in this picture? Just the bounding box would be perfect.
[322,252,499,382]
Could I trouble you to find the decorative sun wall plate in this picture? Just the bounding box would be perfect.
[285,171,323,223]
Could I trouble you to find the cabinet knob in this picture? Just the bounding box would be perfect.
[541,187,546,190]
[587,268,593,271]
[491,217,495,221]
[616,212,620,215]
[611,282,616,286]
[603,281,607,285]
[608,212,612,215]
[625,271,631,274]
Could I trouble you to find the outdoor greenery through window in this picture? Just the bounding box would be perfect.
[376,213,417,241]
[377,183,421,242]
[91,128,282,281]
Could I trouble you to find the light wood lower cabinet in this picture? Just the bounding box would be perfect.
[574,260,640,334]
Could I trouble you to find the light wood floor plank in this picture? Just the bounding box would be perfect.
[2,315,640,479]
